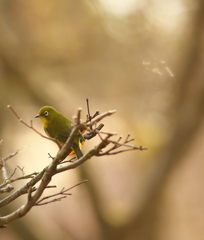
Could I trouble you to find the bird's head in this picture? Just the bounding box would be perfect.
[35,106,57,125]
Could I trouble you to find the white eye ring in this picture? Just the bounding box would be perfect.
[44,111,49,116]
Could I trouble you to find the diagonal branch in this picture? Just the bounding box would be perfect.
[0,172,39,190]
[35,180,88,206]
[87,110,116,128]
[0,106,147,228]
[0,169,45,208]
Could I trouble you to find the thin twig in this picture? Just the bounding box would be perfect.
[74,107,82,125]
[0,185,14,194]
[48,153,54,160]
[86,98,91,122]
[0,172,39,189]
[35,180,88,206]
[94,133,147,156]
[0,140,3,170]
[2,146,27,162]
[83,123,104,140]
[97,131,118,136]
[59,157,76,164]
[17,165,25,175]
[0,169,45,208]
[7,168,17,180]
[0,105,147,228]
[87,110,116,128]
[86,98,99,123]
[35,196,67,206]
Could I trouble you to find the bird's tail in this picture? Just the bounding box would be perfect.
[72,146,83,159]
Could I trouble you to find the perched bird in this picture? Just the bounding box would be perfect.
[35,106,84,159]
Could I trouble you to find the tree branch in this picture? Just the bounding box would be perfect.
[35,180,87,206]
[0,105,147,228]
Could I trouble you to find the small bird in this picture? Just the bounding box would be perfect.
[35,106,84,159]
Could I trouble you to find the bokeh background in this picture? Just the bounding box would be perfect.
[1,0,204,239]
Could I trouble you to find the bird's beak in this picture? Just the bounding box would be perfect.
[35,114,42,118]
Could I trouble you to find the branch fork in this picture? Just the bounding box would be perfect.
[0,102,147,228]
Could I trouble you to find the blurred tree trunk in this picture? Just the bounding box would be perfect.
[126,1,204,239]
[85,1,204,239]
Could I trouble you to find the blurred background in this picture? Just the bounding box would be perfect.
[1,0,204,239]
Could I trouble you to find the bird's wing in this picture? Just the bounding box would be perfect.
[57,128,71,142]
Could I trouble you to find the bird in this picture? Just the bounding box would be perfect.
[35,106,84,159]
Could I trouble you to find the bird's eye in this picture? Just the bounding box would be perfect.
[44,111,49,117]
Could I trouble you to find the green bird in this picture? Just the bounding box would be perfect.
[35,106,84,159]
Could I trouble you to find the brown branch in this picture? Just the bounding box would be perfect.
[86,98,91,122]
[0,141,27,194]
[86,98,100,124]
[76,107,82,124]
[0,140,3,163]
[17,165,25,175]
[35,196,67,206]
[94,133,147,156]
[0,185,14,194]
[2,152,18,162]
[55,133,142,174]
[0,169,45,208]
[87,110,116,128]
[7,168,17,180]
[35,180,87,206]
[0,105,147,228]
[0,172,39,190]
[83,123,104,140]
[2,146,26,162]
[0,109,86,226]
[52,132,114,175]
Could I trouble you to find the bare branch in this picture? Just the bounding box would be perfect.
[0,111,88,225]
[0,185,14,194]
[59,157,76,164]
[17,165,25,175]
[0,105,147,228]
[0,140,3,170]
[2,146,27,162]
[55,135,118,174]
[86,98,100,124]
[48,153,54,160]
[77,107,82,124]
[87,110,116,128]
[83,123,104,140]
[7,168,17,180]
[94,133,147,156]
[0,169,45,208]
[35,196,67,206]
[86,98,91,122]
[0,172,39,190]
[0,141,28,194]
[35,180,87,206]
